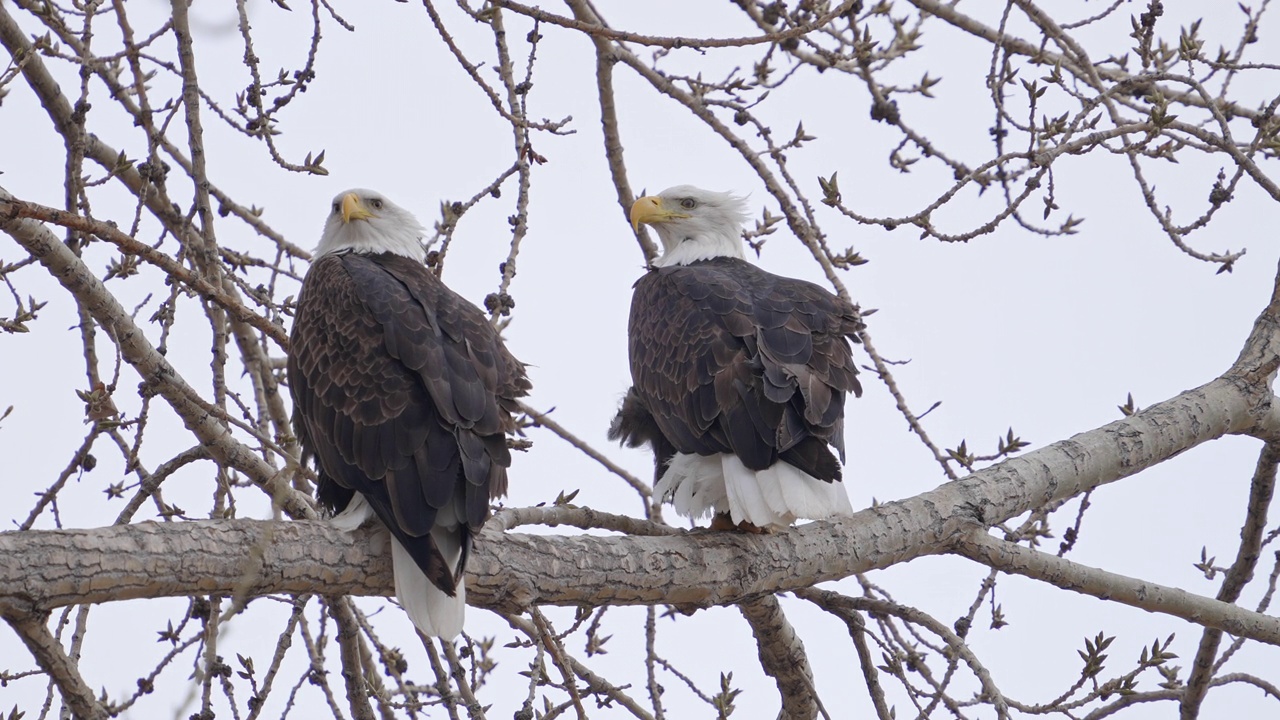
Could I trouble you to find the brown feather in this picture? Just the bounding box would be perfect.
[288,252,529,596]
[612,256,861,483]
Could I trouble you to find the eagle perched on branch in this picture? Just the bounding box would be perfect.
[611,185,862,531]
[289,189,529,637]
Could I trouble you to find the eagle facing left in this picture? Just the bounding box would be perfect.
[288,188,530,638]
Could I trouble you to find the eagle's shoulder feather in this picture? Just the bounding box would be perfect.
[623,257,861,479]
[288,252,527,595]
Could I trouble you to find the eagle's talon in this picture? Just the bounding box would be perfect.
[707,513,770,534]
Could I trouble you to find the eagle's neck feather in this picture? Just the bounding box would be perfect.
[315,223,425,262]
[651,226,745,268]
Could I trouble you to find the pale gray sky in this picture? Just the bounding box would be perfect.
[2,1,1278,717]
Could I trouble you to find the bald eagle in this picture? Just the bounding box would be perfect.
[288,189,529,638]
[610,185,861,531]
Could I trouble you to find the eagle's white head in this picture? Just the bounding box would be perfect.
[630,185,749,268]
[315,188,426,261]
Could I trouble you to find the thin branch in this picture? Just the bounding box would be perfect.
[503,613,655,720]
[1180,440,1278,718]
[796,587,1009,719]
[518,401,653,509]
[492,0,857,50]
[0,195,289,347]
[835,602,893,720]
[0,188,312,519]
[952,530,1280,646]
[489,505,678,536]
[562,0,654,262]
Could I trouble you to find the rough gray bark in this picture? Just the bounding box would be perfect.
[739,596,820,720]
[5,612,108,720]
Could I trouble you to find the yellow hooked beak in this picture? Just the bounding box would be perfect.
[341,192,375,223]
[630,195,689,233]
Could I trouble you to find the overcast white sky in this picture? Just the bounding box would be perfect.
[2,1,1279,717]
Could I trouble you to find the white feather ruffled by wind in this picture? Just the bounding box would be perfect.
[656,451,853,530]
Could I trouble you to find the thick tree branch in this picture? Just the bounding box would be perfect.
[328,597,376,720]
[0,360,1272,620]
[738,595,820,720]
[4,612,107,720]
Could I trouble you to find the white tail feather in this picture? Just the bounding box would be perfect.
[330,494,466,638]
[657,452,853,529]
[391,529,465,639]
[769,459,854,519]
[754,463,791,516]
[329,493,375,532]
[722,455,783,527]
[655,453,726,520]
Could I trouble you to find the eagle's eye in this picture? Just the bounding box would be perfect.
[679,198,697,210]
[370,198,384,210]
[332,202,340,214]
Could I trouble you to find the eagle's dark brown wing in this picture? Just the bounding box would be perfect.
[288,252,529,594]
[610,257,861,482]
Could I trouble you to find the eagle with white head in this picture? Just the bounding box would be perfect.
[289,189,529,637]
[610,185,862,530]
